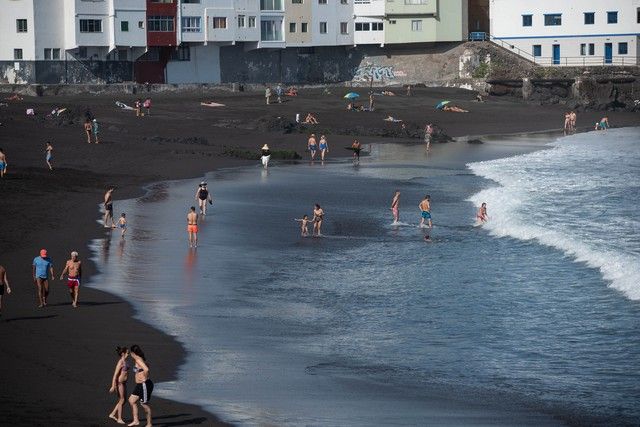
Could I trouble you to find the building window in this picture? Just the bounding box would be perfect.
[355,22,370,31]
[182,17,201,32]
[340,22,348,34]
[584,12,594,25]
[405,0,427,3]
[532,45,541,57]
[80,19,102,33]
[170,45,190,61]
[212,17,227,29]
[522,15,532,27]
[292,0,302,3]
[580,43,586,56]
[341,0,348,4]
[319,0,327,4]
[121,21,129,32]
[16,19,28,33]
[249,16,256,28]
[289,22,296,32]
[372,22,383,30]
[44,48,61,60]
[238,15,245,28]
[148,16,174,32]
[588,43,594,55]
[543,14,561,26]
[261,19,283,41]
[301,22,308,32]
[619,42,628,55]
[260,0,283,10]
[319,22,327,33]
[411,20,422,31]
[637,8,640,23]
[14,49,23,60]
[138,21,145,29]
[182,0,200,3]
[607,11,618,24]
[151,0,174,3]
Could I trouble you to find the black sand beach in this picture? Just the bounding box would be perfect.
[0,87,637,426]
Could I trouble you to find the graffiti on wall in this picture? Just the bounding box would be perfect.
[352,65,400,82]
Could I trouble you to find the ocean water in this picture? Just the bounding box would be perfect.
[89,130,640,426]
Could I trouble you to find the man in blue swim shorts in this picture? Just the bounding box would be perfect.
[0,148,7,178]
[419,194,432,228]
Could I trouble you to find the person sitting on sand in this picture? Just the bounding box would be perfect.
[294,215,311,237]
[304,113,319,124]
[347,102,363,111]
[59,250,82,308]
[109,346,130,425]
[285,86,298,96]
[476,202,488,224]
[0,148,7,178]
[4,94,23,101]
[128,345,154,427]
[442,105,469,113]
[595,116,609,130]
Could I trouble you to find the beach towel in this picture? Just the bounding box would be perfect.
[200,102,226,107]
[115,101,135,111]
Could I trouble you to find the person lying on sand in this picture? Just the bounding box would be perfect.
[304,113,319,124]
[347,102,363,111]
[442,105,469,113]
[381,90,395,96]
[384,116,403,123]
[4,94,23,101]
[286,86,298,96]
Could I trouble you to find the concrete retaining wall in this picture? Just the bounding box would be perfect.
[0,60,133,85]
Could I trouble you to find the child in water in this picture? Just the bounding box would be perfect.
[294,215,311,237]
[117,213,127,237]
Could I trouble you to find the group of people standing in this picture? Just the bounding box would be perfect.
[109,344,154,426]
[563,111,578,133]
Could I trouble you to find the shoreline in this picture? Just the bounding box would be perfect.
[0,88,637,426]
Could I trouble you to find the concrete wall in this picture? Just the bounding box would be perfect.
[0,59,133,84]
[0,61,36,84]
[220,42,468,84]
[166,44,221,84]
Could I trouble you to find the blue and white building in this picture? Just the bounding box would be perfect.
[490,0,639,66]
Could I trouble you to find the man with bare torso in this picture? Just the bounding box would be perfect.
[0,265,11,316]
[60,251,82,308]
[419,195,432,228]
[187,206,198,248]
[104,187,116,228]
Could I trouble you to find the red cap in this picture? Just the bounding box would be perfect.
[40,249,47,257]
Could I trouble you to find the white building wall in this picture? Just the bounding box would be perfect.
[33,1,66,60]
[113,0,147,48]
[73,0,111,48]
[0,0,36,60]
[490,0,640,66]
[311,0,353,46]
[166,44,221,83]
[354,0,385,45]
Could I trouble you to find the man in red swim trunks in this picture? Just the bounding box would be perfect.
[60,251,82,308]
[187,206,198,248]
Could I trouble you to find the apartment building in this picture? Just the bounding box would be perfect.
[353,0,468,46]
[490,0,640,66]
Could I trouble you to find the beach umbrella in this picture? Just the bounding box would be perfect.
[344,92,360,99]
[435,100,451,110]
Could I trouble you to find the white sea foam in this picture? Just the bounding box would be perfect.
[468,128,640,300]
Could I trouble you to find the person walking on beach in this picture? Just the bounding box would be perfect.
[45,142,53,170]
[319,135,329,161]
[187,206,198,248]
[0,148,7,178]
[0,265,11,317]
[84,119,93,143]
[109,346,130,424]
[261,144,271,169]
[391,190,401,224]
[570,111,577,131]
[351,140,362,163]
[265,87,272,105]
[312,204,324,237]
[275,83,283,104]
[32,249,54,308]
[104,187,116,228]
[294,215,310,237]
[419,195,432,228]
[59,251,82,308]
[195,182,212,215]
[117,213,127,238]
[424,124,434,151]
[563,112,571,133]
[476,202,488,224]
[128,344,153,427]
[143,98,152,116]
[308,134,318,161]
[92,119,100,144]
[135,99,142,117]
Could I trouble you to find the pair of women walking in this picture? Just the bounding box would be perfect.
[109,345,153,426]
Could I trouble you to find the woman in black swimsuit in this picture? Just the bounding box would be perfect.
[312,204,324,237]
[128,345,153,427]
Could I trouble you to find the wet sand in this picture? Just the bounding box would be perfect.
[0,86,636,426]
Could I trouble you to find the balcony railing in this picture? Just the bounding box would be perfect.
[532,56,639,67]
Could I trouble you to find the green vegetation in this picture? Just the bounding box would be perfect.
[472,61,490,79]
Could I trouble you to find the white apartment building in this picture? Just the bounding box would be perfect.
[353,0,385,46]
[310,0,353,46]
[490,0,640,66]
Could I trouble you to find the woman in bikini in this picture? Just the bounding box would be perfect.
[45,142,53,170]
[109,346,130,424]
[476,202,488,224]
[313,204,324,237]
[319,135,329,161]
[128,344,153,427]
